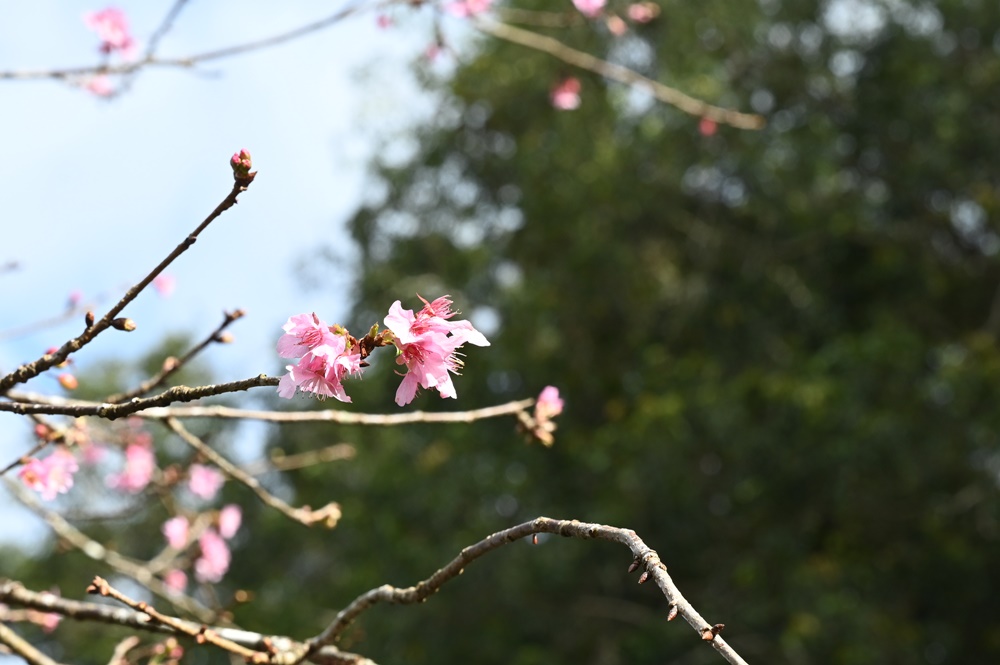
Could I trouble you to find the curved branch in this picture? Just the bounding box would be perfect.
[294,517,747,665]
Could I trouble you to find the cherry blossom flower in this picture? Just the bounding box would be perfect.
[83,75,115,97]
[626,2,657,23]
[162,516,189,549]
[164,569,187,593]
[19,449,79,501]
[572,0,605,18]
[550,77,582,111]
[194,529,231,583]
[218,504,242,539]
[277,313,338,359]
[384,296,489,406]
[188,464,224,501]
[699,117,718,137]
[376,14,392,28]
[83,7,136,57]
[106,442,155,493]
[445,0,493,18]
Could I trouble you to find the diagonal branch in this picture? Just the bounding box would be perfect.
[474,19,764,130]
[163,417,342,528]
[0,621,66,665]
[0,177,256,395]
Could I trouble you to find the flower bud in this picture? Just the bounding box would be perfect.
[111,317,137,331]
[58,373,79,390]
[230,149,252,178]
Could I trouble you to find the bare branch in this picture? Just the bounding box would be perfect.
[0,621,66,665]
[163,417,342,529]
[0,375,280,419]
[0,178,256,395]
[0,579,373,665]
[295,517,748,665]
[105,309,246,404]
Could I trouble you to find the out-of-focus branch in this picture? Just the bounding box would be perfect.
[0,579,373,665]
[0,4,366,81]
[0,177,256,395]
[243,443,355,475]
[2,479,215,623]
[105,309,246,404]
[474,19,765,129]
[0,621,65,665]
[163,418,342,529]
[289,517,747,665]
[0,375,280,419]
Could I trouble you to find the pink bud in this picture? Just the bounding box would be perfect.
[699,117,718,137]
[58,374,79,390]
[230,149,253,177]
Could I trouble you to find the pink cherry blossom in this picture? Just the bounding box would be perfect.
[550,77,582,111]
[699,117,718,137]
[384,296,490,406]
[445,0,494,18]
[572,0,605,18]
[188,464,224,501]
[218,504,242,539]
[277,332,363,402]
[535,386,564,420]
[153,274,176,297]
[194,529,231,583]
[162,516,189,549]
[83,8,136,57]
[376,14,392,28]
[35,611,62,633]
[626,2,657,23]
[106,442,155,493]
[19,449,79,501]
[164,569,188,593]
[83,75,114,97]
[277,313,338,359]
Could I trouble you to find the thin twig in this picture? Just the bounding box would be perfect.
[2,479,215,623]
[289,517,747,665]
[0,579,372,665]
[106,309,245,404]
[0,621,65,665]
[0,178,255,395]
[0,375,280,419]
[474,19,765,129]
[145,0,191,58]
[163,417,342,529]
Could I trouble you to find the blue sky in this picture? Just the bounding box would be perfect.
[0,1,450,545]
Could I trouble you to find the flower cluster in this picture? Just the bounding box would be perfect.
[18,448,78,501]
[277,296,489,406]
[83,7,135,56]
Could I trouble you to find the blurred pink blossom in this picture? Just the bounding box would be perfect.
[188,464,224,501]
[164,569,188,593]
[699,117,718,136]
[106,442,155,493]
[194,529,231,583]
[550,77,582,111]
[83,75,115,97]
[572,0,605,18]
[376,14,392,28]
[19,449,78,501]
[162,516,189,549]
[153,274,176,298]
[219,504,242,539]
[83,7,136,57]
[445,0,493,18]
[535,386,564,419]
[626,2,657,23]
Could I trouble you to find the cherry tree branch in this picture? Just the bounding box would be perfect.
[242,442,355,475]
[0,621,66,665]
[285,517,747,665]
[474,19,764,129]
[0,177,256,395]
[0,579,373,665]
[105,309,246,404]
[163,417,343,528]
